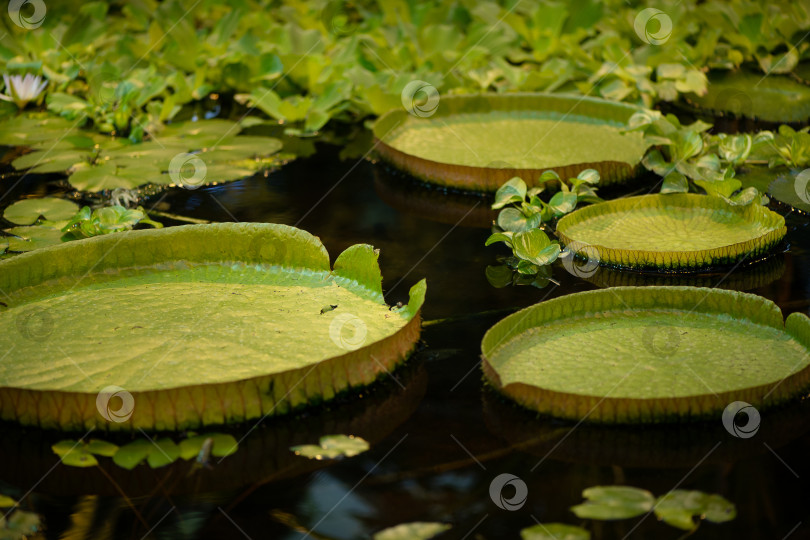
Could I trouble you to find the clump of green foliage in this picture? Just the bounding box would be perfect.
[485,169,601,285]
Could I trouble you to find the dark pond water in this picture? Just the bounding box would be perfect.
[1,140,809,540]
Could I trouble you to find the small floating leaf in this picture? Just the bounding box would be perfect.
[51,440,98,468]
[0,495,17,508]
[373,522,451,540]
[571,486,654,520]
[291,434,369,460]
[521,523,590,540]
[654,490,736,531]
[178,433,239,460]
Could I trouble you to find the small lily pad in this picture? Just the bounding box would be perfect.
[5,224,69,252]
[373,522,451,540]
[521,523,590,540]
[51,440,98,468]
[291,434,370,460]
[571,486,654,520]
[654,490,736,530]
[3,198,79,225]
[178,433,239,460]
[0,495,17,508]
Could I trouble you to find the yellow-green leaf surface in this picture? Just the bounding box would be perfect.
[373,93,649,191]
[0,223,426,431]
[685,70,810,123]
[556,193,786,270]
[482,287,810,423]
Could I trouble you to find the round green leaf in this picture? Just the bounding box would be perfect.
[0,224,425,431]
[571,486,655,520]
[3,198,79,225]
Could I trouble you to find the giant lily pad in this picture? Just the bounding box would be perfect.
[0,223,426,431]
[482,287,810,423]
[685,70,810,124]
[556,193,786,270]
[373,93,649,191]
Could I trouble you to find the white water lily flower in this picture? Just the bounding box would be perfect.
[0,73,48,109]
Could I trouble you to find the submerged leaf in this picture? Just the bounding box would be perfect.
[373,522,451,540]
[291,434,369,460]
[521,523,590,540]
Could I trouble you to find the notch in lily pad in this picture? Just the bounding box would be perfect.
[291,434,369,460]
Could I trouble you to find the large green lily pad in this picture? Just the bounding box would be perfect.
[556,193,786,270]
[0,223,426,431]
[373,93,649,191]
[685,70,810,124]
[482,287,810,423]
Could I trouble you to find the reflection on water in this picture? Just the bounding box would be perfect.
[1,142,809,539]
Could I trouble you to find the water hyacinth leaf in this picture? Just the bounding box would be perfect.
[549,189,577,215]
[576,169,600,184]
[0,224,426,431]
[521,523,590,540]
[492,177,527,209]
[291,434,370,460]
[513,229,560,266]
[484,232,514,248]
[485,265,515,288]
[373,522,451,540]
[3,198,80,225]
[570,486,655,520]
[497,207,533,232]
[660,171,689,193]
